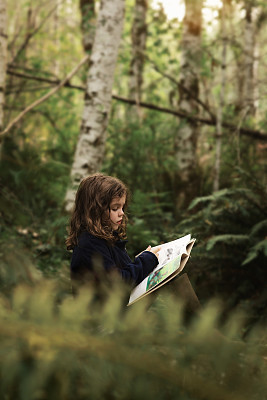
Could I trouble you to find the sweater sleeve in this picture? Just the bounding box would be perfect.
[72,235,158,285]
[120,251,158,285]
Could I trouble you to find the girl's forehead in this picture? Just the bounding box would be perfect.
[110,195,126,205]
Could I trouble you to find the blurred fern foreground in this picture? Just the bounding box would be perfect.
[1,0,267,398]
[0,254,266,400]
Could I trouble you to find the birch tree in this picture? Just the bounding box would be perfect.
[0,0,7,158]
[65,0,125,212]
[243,1,257,116]
[213,0,227,192]
[236,1,257,117]
[129,0,147,111]
[174,0,202,209]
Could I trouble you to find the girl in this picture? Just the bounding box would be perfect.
[66,173,160,286]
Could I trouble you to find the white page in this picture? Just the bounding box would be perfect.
[152,234,191,271]
[129,234,192,305]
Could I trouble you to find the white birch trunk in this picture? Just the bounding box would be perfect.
[243,3,256,116]
[236,3,257,116]
[129,0,147,109]
[174,0,202,209]
[0,0,7,158]
[213,0,227,192]
[65,0,125,212]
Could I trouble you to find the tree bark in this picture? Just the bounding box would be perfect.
[128,0,147,117]
[236,2,257,116]
[174,0,202,210]
[79,0,95,53]
[0,0,7,159]
[243,2,256,116]
[213,0,227,192]
[65,0,125,212]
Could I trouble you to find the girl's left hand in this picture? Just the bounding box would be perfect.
[135,245,161,259]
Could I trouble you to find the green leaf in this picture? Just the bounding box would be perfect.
[242,239,267,265]
[206,235,249,251]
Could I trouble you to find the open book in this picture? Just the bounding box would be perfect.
[128,234,195,306]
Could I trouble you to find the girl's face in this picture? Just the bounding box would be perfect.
[109,195,126,231]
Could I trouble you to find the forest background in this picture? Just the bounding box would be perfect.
[0,0,266,399]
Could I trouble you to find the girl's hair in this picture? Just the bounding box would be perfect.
[66,173,128,249]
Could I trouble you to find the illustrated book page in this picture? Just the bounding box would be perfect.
[128,234,195,306]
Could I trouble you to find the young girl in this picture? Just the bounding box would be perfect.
[66,173,160,287]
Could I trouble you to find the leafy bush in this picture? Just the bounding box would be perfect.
[0,253,266,400]
[177,169,267,328]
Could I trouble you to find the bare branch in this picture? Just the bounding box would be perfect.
[10,5,58,64]
[1,55,89,137]
[5,68,267,141]
[7,69,84,90]
[111,94,267,141]
[149,59,216,121]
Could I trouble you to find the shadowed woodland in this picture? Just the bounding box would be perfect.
[0,0,266,398]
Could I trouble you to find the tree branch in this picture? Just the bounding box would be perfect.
[10,5,58,64]
[7,69,85,90]
[148,59,216,121]
[1,55,89,137]
[5,68,267,141]
[111,95,267,141]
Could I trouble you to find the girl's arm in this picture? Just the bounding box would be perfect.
[72,234,158,285]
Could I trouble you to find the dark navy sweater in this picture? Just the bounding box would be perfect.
[71,231,158,286]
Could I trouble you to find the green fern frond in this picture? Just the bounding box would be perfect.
[188,188,252,210]
[188,189,230,210]
[250,219,267,238]
[206,234,249,251]
[242,239,267,265]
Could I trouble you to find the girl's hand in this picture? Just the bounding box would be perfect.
[135,245,161,259]
[146,245,161,260]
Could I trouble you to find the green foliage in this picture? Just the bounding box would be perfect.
[206,234,249,251]
[0,253,266,400]
[177,169,267,326]
[103,115,177,254]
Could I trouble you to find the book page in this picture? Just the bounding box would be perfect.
[128,234,195,305]
[152,234,191,272]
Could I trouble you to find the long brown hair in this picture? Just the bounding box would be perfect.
[66,173,128,249]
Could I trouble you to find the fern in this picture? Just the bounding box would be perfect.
[177,171,267,323]
[206,234,249,251]
[250,219,267,238]
[0,274,266,400]
[242,239,267,265]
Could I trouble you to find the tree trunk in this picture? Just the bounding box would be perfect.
[0,0,7,159]
[128,0,147,117]
[79,0,96,53]
[236,2,257,116]
[213,0,227,192]
[65,0,125,212]
[174,0,202,210]
[243,2,256,116]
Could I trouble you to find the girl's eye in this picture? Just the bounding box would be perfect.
[112,208,118,211]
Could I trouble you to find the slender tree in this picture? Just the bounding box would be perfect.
[213,0,227,192]
[174,0,202,210]
[235,1,257,117]
[129,0,147,112]
[65,0,125,212]
[79,0,95,53]
[243,1,257,116]
[0,0,7,159]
